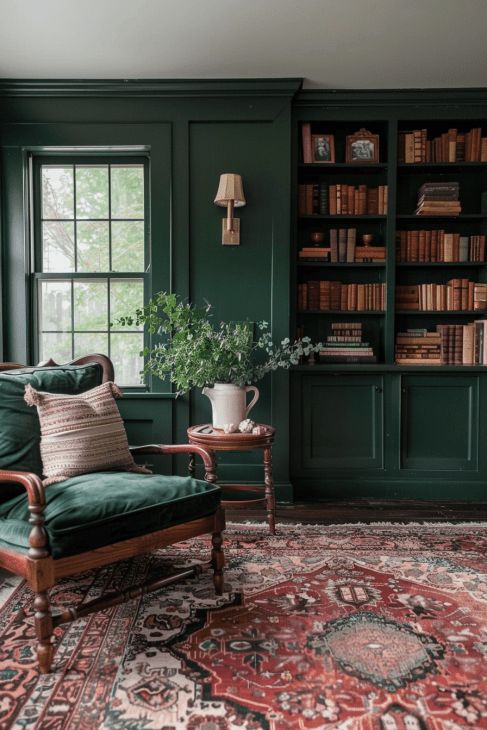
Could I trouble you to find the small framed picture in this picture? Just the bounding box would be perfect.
[346,128,380,163]
[311,134,335,163]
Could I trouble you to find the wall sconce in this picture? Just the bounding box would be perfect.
[214,173,246,245]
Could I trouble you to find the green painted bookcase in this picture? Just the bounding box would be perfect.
[291,89,487,500]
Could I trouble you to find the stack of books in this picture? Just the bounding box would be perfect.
[398,127,486,163]
[319,322,376,364]
[395,329,442,365]
[298,246,331,262]
[415,182,461,216]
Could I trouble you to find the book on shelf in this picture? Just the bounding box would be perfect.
[302,122,312,164]
[396,231,485,262]
[319,322,377,363]
[395,280,487,311]
[395,323,487,365]
[298,281,385,311]
[398,127,486,163]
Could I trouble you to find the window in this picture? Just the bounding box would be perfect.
[33,156,149,386]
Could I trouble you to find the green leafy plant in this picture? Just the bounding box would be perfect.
[118,291,320,394]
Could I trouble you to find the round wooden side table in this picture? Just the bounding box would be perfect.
[187,424,276,534]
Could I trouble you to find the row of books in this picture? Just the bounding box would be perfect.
[298,281,386,311]
[319,322,376,363]
[396,280,487,311]
[398,127,487,163]
[298,184,388,216]
[395,324,487,365]
[396,231,486,263]
[328,185,388,216]
[298,183,328,215]
[299,242,386,264]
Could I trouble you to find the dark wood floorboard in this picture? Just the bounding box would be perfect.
[225,500,487,524]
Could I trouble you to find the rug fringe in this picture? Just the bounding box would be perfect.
[226,520,487,528]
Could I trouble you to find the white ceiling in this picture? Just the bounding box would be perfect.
[1,0,487,89]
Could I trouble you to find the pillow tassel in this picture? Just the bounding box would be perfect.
[24,383,42,407]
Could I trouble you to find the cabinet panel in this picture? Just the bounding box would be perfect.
[400,375,478,470]
[301,375,384,470]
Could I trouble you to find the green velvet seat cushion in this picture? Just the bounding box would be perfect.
[0,364,103,498]
[0,471,221,559]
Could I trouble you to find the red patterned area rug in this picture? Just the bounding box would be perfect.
[1,522,487,730]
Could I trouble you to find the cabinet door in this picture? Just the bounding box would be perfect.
[400,374,479,471]
[298,374,384,470]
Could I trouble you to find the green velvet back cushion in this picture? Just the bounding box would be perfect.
[0,364,103,500]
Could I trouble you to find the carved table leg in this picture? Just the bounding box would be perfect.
[211,531,224,595]
[188,454,195,478]
[263,445,276,535]
[34,590,54,674]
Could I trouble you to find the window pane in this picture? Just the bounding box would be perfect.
[42,166,74,220]
[39,281,71,331]
[110,279,144,329]
[111,165,144,219]
[40,332,72,364]
[74,332,109,358]
[75,165,109,219]
[74,280,107,331]
[110,332,144,386]
[77,222,109,272]
[111,221,144,272]
[42,221,75,272]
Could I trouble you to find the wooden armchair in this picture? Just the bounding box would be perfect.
[0,354,225,674]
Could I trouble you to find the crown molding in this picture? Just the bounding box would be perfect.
[296,87,487,108]
[0,78,303,99]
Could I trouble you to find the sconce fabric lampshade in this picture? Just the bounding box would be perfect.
[214,174,246,208]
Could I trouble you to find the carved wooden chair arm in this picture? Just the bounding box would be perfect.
[130,444,217,484]
[0,469,45,507]
[0,469,49,559]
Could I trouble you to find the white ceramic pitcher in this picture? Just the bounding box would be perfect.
[202,383,259,429]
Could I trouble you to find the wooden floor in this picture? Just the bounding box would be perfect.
[225,499,487,525]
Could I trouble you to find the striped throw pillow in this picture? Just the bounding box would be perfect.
[24,381,151,486]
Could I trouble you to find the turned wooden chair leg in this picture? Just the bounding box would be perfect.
[211,531,224,595]
[34,590,54,674]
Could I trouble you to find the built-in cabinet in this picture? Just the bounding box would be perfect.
[291,90,487,500]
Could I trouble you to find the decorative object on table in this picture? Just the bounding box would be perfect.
[252,424,267,435]
[203,383,259,430]
[238,418,255,433]
[311,133,335,163]
[310,230,325,244]
[118,291,320,428]
[223,423,238,434]
[346,128,380,163]
[214,173,246,246]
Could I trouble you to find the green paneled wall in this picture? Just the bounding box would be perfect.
[0,79,298,498]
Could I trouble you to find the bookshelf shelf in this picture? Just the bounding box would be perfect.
[397,262,486,268]
[298,310,385,315]
[292,363,487,373]
[300,162,388,170]
[398,162,487,171]
[396,310,485,316]
[298,262,386,268]
[397,214,485,220]
[300,214,387,221]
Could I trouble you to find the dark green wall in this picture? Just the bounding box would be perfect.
[0,79,300,500]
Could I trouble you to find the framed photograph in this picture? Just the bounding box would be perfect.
[346,128,380,163]
[311,134,335,163]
